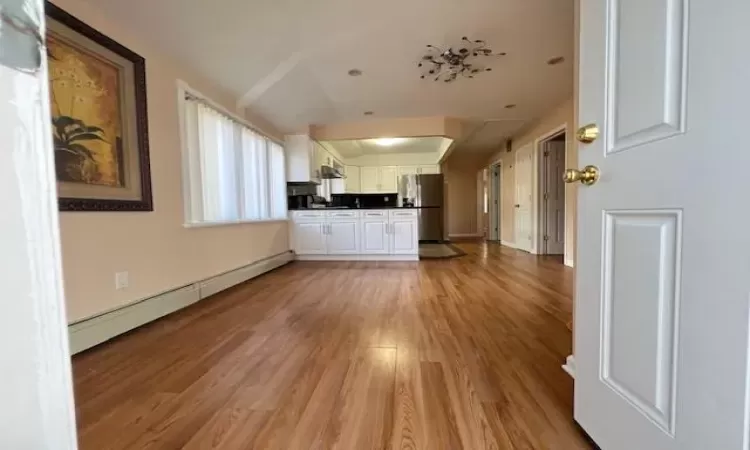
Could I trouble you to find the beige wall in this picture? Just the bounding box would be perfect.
[53,0,290,322]
[486,98,577,260]
[441,154,486,237]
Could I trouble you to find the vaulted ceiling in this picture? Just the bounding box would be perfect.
[85,0,574,153]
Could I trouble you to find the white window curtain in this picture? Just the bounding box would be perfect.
[240,128,268,220]
[269,142,287,218]
[182,94,286,224]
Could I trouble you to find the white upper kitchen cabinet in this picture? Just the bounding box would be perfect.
[389,210,419,254]
[360,166,399,193]
[344,166,360,193]
[379,166,398,192]
[360,166,380,193]
[398,166,419,177]
[419,165,440,174]
[285,134,319,183]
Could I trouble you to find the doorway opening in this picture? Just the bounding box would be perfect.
[537,129,566,257]
[487,163,502,241]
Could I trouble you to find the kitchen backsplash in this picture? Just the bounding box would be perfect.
[331,193,398,208]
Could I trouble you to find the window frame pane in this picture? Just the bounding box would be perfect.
[178,82,288,226]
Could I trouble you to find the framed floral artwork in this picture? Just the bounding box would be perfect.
[46,2,153,211]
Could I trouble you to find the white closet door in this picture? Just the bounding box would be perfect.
[513,144,533,252]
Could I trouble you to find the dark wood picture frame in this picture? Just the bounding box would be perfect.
[46,2,153,212]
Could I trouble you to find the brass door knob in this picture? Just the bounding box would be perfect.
[576,123,599,143]
[563,166,600,186]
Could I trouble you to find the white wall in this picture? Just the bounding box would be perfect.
[344,152,439,166]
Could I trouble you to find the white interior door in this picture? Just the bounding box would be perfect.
[514,145,533,251]
[576,0,750,449]
[0,3,77,445]
[488,165,501,241]
[543,140,566,254]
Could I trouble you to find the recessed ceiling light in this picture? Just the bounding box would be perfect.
[371,138,407,147]
[547,56,565,65]
[505,104,517,109]
[348,69,363,76]
[364,111,374,116]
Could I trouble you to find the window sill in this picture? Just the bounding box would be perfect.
[183,218,289,229]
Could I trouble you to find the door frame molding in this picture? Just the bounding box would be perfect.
[532,123,569,257]
[0,3,78,445]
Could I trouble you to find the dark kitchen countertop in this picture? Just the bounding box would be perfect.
[288,206,440,210]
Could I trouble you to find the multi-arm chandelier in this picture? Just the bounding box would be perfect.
[418,37,506,83]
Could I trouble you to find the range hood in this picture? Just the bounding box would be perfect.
[320,165,345,179]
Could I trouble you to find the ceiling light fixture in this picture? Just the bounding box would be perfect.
[364,111,374,116]
[348,68,363,76]
[418,36,506,83]
[372,138,407,147]
[504,104,517,109]
[547,56,565,65]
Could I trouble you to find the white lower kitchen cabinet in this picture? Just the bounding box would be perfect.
[361,210,390,254]
[293,221,327,255]
[389,210,419,254]
[290,209,418,261]
[327,221,360,254]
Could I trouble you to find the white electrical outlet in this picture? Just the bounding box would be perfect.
[115,272,129,290]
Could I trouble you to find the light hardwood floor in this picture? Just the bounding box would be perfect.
[73,242,592,449]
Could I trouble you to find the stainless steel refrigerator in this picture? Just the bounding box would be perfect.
[398,174,444,242]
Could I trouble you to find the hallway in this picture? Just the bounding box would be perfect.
[73,243,591,449]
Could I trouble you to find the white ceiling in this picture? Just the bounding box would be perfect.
[323,137,449,157]
[85,0,574,149]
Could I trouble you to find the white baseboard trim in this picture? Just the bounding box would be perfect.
[501,240,520,250]
[296,254,418,262]
[562,354,576,378]
[68,251,294,355]
[449,233,484,239]
[565,258,575,268]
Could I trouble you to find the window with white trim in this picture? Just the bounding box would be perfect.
[181,87,286,225]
